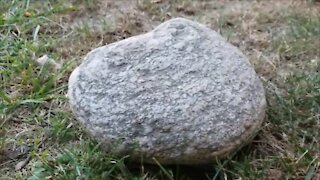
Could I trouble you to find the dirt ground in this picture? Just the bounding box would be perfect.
[68,0,319,86]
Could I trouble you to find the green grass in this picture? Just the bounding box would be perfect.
[275,13,320,70]
[1,0,319,179]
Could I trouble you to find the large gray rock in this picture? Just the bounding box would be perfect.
[68,18,266,164]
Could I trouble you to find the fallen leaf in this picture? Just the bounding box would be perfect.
[15,156,31,171]
[24,11,32,17]
[35,55,61,70]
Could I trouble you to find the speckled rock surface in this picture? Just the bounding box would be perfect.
[68,18,266,164]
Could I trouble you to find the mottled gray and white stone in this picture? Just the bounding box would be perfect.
[68,18,266,164]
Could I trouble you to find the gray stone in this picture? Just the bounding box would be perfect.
[68,18,266,164]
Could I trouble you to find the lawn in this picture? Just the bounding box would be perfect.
[0,0,319,179]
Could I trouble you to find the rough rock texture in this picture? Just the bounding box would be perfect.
[68,18,266,164]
